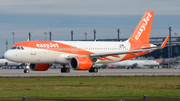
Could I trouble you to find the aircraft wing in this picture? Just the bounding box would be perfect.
[89,49,150,57]
[67,49,150,59]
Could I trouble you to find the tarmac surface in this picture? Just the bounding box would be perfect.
[0,68,180,77]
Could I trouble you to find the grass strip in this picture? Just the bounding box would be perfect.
[0,76,180,100]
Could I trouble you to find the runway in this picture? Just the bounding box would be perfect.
[0,68,180,77]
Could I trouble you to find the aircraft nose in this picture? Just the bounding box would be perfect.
[4,50,13,61]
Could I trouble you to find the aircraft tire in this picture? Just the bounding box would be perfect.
[89,67,98,73]
[61,68,65,73]
[65,68,70,73]
[24,69,30,73]
[61,68,70,73]
[89,68,93,72]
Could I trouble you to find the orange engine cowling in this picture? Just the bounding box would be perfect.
[30,63,50,71]
[69,57,92,70]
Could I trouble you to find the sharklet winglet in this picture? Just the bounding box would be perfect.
[161,35,170,48]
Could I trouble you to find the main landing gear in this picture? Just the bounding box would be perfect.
[24,64,30,73]
[61,65,70,73]
[89,67,98,73]
[24,69,30,73]
[61,68,70,73]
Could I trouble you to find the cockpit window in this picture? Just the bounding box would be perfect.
[17,47,20,50]
[11,47,17,49]
[11,46,24,50]
[21,47,24,50]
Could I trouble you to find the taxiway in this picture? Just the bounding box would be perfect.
[0,69,180,77]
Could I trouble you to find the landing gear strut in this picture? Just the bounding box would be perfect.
[89,67,98,73]
[24,64,30,73]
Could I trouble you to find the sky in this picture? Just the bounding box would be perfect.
[0,0,180,56]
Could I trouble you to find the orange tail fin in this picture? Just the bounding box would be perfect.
[128,11,154,44]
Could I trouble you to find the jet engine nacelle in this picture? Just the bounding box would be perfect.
[69,57,92,70]
[30,63,50,71]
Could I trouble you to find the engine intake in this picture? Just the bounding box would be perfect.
[69,57,92,70]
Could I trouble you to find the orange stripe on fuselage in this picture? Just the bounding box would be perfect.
[13,41,94,55]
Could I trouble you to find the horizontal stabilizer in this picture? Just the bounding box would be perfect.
[141,35,170,50]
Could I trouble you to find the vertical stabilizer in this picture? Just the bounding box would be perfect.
[128,11,154,44]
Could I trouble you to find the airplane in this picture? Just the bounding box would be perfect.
[0,58,25,69]
[4,11,170,73]
[95,59,160,69]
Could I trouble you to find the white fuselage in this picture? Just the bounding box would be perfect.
[4,41,135,64]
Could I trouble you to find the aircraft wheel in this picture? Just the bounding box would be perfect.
[89,67,98,73]
[24,69,30,73]
[89,68,93,72]
[61,68,70,73]
[61,68,65,73]
[65,68,70,73]
[93,67,98,73]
